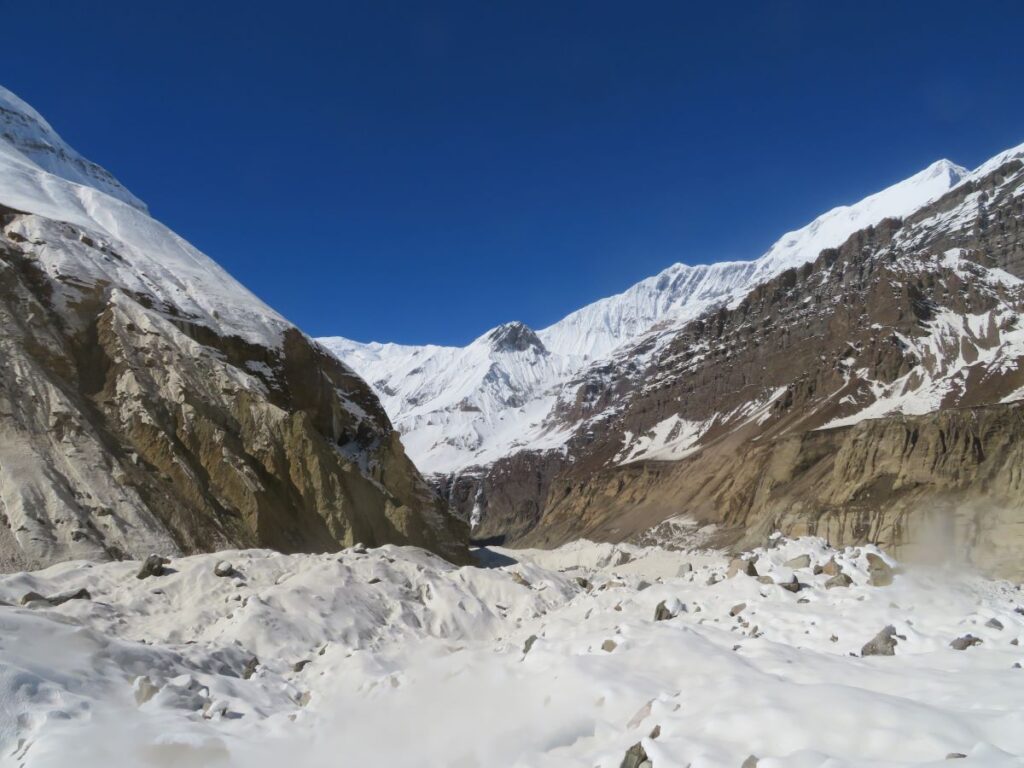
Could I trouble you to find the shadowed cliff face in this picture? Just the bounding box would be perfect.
[0,206,467,571]
[446,160,1024,577]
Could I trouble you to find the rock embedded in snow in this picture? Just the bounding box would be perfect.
[133,675,160,705]
[822,558,843,577]
[242,656,260,679]
[727,557,758,578]
[601,639,618,653]
[654,599,682,621]
[825,573,853,589]
[784,554,811,569]
[137,554,170,580]
[523,635,538,655]
[866,554,894,587]
[214,560,234,577]
[861,625,899,657]
[620,741,651,768]
[44,587,92,606]
[986,618,1005,630]
[779,575,805,593]
[741,755,759,768]
[730,602,747,617]
[950,634,983,651]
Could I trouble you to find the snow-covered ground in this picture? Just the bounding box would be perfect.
[3,536,1023,767]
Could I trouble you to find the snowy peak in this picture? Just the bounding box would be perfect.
[0,86,147,211]
[481,321,547,354]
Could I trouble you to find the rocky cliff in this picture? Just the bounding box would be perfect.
[0,87,467,570]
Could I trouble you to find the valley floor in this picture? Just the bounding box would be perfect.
[2,535,1023,767]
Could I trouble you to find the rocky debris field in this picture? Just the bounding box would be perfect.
[2,535,1024,767]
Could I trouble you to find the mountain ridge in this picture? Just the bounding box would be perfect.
[0,84,468,570]
[322,154,971,475]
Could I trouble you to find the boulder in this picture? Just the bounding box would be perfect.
[825,573,853,589]
[985,618,1004,630]
[654,599,683,621]
[784,554,811,569]
[620,742,650,768]
[950,635,982,651]
[523,634,538,655]
[861,625,898,656]
[137,554,170,580]
[866,554,894,587]
[213,560,234,577]
[601,639,618,653]
[821,558,842,576]
[727,557,758,578]
[780,575,805,593]
[730,602,747,617]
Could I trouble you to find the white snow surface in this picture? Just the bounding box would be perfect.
[0,85,289,347]
[324,157,968,474]
[3,536,1024,767]
[0,87,146,211]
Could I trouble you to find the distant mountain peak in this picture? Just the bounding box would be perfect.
[483,321,547,354]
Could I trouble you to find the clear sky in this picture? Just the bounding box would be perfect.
[5,1,1024,345]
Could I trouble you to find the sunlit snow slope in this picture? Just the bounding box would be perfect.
[0,85,289,347]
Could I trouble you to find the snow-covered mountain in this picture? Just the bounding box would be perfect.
[323,157,967,474]
[0,84,466,570]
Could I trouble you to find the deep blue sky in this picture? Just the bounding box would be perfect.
[5,1,1024,344]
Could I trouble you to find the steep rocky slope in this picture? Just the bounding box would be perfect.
[439,147,1024,576]
[0,86,467,570]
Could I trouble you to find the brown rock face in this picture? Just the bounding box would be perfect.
[450,160,1024,578]
[0,207,467,570]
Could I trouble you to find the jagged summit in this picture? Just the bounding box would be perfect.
[482,321,547,354]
